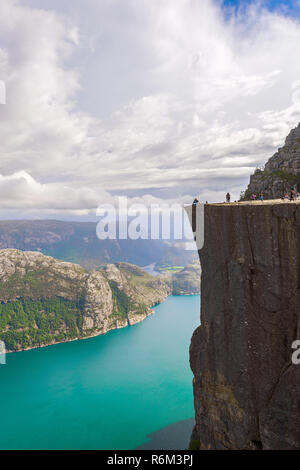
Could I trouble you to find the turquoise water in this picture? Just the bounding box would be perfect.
[0,295,200,450]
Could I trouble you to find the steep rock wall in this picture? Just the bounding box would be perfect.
[190,201,300,450]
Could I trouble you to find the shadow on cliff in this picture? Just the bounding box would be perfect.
[135,418,195,450]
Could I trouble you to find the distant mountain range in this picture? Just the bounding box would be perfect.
[0,220,197,270]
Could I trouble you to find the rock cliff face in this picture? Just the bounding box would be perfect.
[190,201,300,450]
[0,250,170,352]
[101,262,172,325]
[265,123,300,174]
[244,123,300,199]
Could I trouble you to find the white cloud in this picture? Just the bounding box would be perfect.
[0,171,107,210]
[1,0,300,217]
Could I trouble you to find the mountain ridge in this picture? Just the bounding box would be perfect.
[244,123,300,199]
[0,249,199,352]
[0,249,171,352]
[0,219,196,270]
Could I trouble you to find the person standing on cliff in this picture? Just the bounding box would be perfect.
[259,191,264,202]
[226,193,230,203]
[192,198,199,234]
[290,189,296,201]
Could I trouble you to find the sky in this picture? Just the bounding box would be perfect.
[1,0,300,219]
[224,0,300,11]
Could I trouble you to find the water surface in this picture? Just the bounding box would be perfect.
[0,295,200,450]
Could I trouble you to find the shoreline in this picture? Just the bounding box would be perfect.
[5,309,155,355]
[5,292,200,355]
[4,292,200,355]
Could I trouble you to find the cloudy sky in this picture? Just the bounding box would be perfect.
[1,0,300,219]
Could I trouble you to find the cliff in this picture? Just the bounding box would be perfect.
[244,123,300,199]
[190,200,300,450]
[0,250,170,352]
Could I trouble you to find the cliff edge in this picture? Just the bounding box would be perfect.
[190,200,300,450]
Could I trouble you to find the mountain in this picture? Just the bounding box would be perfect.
[170,262,201,295]
[243,123,300,199]
[0,249,171,352]
[0,220,196,270]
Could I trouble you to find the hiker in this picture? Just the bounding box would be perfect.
[251,193,256,201]
[290,189,296,201]
[259,191,264,202]
[226,192,230,203]
[192,198,199,234]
